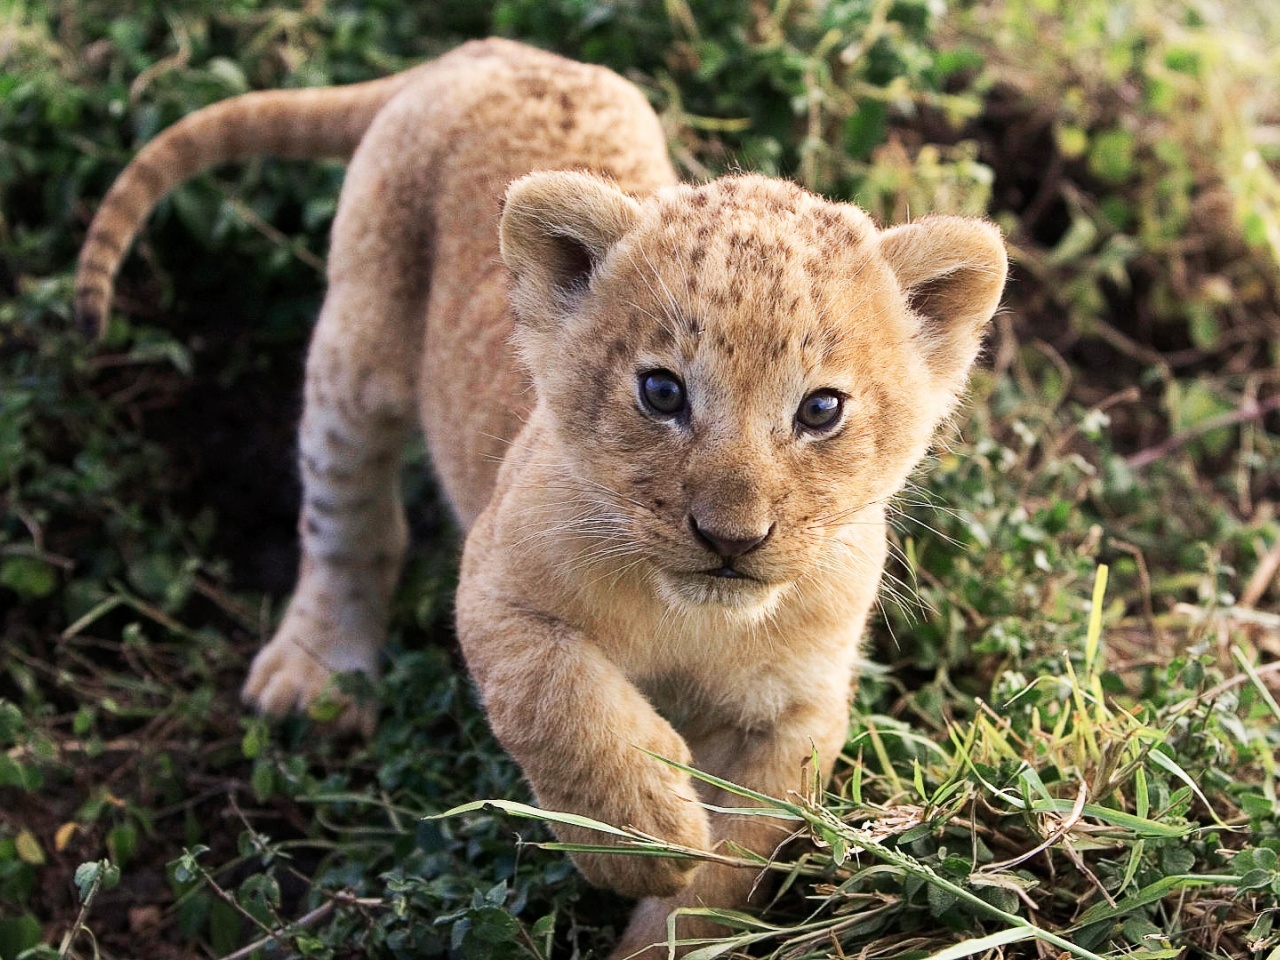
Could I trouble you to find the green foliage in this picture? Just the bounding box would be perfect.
[1,0,1278,957]
[958,0,1280,433]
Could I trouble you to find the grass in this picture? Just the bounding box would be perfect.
[1,0,1279,957]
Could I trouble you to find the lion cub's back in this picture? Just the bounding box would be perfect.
[330,39,677,528]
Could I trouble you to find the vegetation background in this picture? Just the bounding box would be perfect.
[2,0,1279,957]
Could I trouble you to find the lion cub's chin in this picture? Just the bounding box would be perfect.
[654,570,788,621]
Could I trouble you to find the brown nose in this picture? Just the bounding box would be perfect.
[689,515,773,559]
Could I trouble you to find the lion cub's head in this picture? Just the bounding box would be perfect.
[500,172,1006,618]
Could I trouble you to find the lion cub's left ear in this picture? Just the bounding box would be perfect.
[879,216,1008,394]
[500,171,642,328]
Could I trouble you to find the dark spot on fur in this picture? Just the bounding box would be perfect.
[76,257,113,277]
[649,324,674,348]
[307,496,338,516]
[324,428,353,450]
[653,498,666,509]
[84,227,124,256]
[315,550,356,566]
[607,338,629,363]
[130,159,166,198]
[522,75,550,99]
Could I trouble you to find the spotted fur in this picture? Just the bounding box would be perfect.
[75,38,1007,958]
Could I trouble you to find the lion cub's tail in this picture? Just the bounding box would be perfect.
[75,70,417,337]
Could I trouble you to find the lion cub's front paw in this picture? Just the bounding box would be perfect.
[573,795,710,899]
[559,738,712,898]
[241,610,378,734]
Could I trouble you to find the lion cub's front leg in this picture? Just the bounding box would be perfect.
[242,295,414,729]
[611,694,851,959]
[455,590,712,898]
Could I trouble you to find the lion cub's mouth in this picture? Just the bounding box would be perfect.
[704,565,752,580]
[656,564,783,618]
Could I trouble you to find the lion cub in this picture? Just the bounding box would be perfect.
[77,37,1006,957]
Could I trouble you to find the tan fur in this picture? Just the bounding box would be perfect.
[76,38,1007,957]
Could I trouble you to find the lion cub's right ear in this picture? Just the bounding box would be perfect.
[500,171,642,328]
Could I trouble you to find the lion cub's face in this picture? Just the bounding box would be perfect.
[501,174,1006,618]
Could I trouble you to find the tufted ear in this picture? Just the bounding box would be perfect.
[879,216,1008,393]
[500,171,642,327]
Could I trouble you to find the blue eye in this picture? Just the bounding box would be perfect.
[797,390,843,431]
[639,370,686,417]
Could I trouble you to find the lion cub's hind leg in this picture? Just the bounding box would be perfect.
[242,285,417,731]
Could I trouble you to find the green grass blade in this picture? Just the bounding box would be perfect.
[636,749,806,814]
[427,798,640,840]
[1072,874,1242,928]
[1084,563,1109,677]
[920,927,1037,960]
[1027,799,1192,838]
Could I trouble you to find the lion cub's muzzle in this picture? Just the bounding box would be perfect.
[688,511,775,580]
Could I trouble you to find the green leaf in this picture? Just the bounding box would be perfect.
[14,831,42,866]
[0,915,41,960]
[927,882,958,916]
[251,762,275,801]
[73,861,105,900]
[1088,128,1136,183]
[0,557,56,600]
[107,825,137,868]
[241,721,267,760]
[466,906,519,945]
[0,755,40,792]
[1158,843,1195,875]
[842,100,887,160]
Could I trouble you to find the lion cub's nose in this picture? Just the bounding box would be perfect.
[689,515,773,559]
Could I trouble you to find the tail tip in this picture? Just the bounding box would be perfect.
[74,289,108,341]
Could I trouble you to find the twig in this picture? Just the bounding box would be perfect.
[979,781,1089,874]
[1171,658,1280,712]
[0,543,76,570]
[1240,538,1280,609]
[1125,394,1280,469]
[192,576,260,630]
[58,863,105,959]
[216,892,384,960]
[219,189,327,274]
[128,20,192,104]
